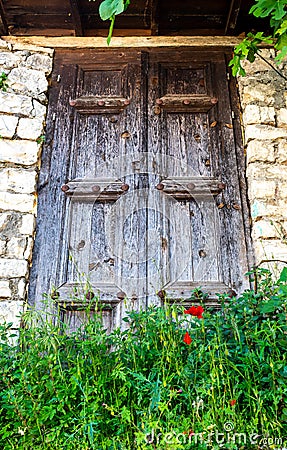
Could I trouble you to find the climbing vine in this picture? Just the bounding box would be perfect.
[230,0,287,76]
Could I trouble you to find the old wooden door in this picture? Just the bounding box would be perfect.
[29,48,252,330]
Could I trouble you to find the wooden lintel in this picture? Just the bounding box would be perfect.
[0,0,8,36]
[2,35,244,50]
[69,0,83,36]
[225,0,242,35]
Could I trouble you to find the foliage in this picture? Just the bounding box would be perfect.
[88,0,130,45]
[230,0,287,76]
[0,268,287,449]
[0,72,8,91]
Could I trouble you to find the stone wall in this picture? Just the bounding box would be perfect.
[0,39,53,328]
[238,49,287,269]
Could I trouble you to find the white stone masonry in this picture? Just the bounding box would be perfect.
[0,38,53,327]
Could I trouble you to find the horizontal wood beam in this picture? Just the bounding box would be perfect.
[225,0,242,35]
[2,35,244,49]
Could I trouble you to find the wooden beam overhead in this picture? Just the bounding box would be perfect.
[225,0,242,35]
[0,0,8,36]
[69,0,83,36]
[150,0,159,36]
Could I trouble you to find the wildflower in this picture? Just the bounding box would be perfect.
[183,429,195,437]
[183,331,192,345]
[229,399,236,407]
[184,305,204,319]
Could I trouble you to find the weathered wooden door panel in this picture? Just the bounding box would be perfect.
[30,48,251,326]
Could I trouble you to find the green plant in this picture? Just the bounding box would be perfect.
[0,72,8,91]
[0,268,286,449]
[230,0,287,76]
[89,0,130,45]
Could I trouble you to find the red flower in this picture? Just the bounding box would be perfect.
[183,429,195,437]
[183,331,192,345]
[184,305,204,319]
[229,399,236,407]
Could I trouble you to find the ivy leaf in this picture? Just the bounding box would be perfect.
[250,0,287,21]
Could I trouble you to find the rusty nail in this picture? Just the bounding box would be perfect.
[124,99,130,105]
[85,291,95,300]
[156,183,164,190]
[211,97,218,104]
[69,99,76,106]
[98,100,105,106]
[232,203,241,210]
[121,183,129,192]
[218,182,226,190]
[157,290,166,299]
[156,98,163,105]
[183,99,191,105]
[199,249,207,258]
[117,291,126,300]
[61,184,69,192]
[199,78,205,86]
[121,131,131,139]
[92,185,101,192]
[187,182,195,190]
[153,106,161,115]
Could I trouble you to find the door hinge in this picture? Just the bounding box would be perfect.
[52,112,56,121]
[57,74,61,83]
[231,111,235,119]
[227,72,230,81]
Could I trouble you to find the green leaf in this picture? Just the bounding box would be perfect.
[280,267,287,282]
[259,299,281,313]
[99,0,125,21]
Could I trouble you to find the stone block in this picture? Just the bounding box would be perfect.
[8,67,48,100]
[0,91,33,116]
[243,105,275,125]
[17,278,26,299]
[0,139,40,165]
[247,180,276,200]
[0,238,6,255]
[246,140,275,163]
[19,214,35,235]
[0,168,37,194]
[0,114,18,138]
[0,52,22,69]
[247,162,287,180]
[17,117,44,140]
[241,83,275,107]
[278,183,287,198]
[25,53,53,75]
[277,140,287,164]
[6,237,27,259]
[252,220,280,239]
[245,125,287,142]
[277,108,287,127]
[0,212,22,238]
[0,300,24,327]
[0,192,36,213]
[0,259,28,278]
[253,239,287,265]
[0,281,11,298]
[31,100,47,120]
[251,199,283,219]
[23,237,33,260]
